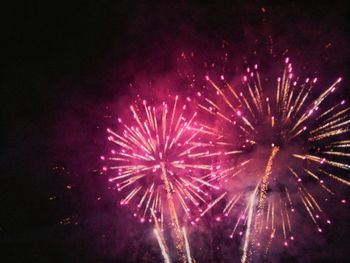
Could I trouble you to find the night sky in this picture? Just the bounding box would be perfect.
[2,1,350,262]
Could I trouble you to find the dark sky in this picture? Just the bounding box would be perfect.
[1,1,350,262]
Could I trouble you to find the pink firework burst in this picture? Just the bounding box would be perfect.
[102,96,222,227]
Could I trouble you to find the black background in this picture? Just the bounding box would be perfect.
[1,1,350,262]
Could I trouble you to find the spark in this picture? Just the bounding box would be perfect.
[200,192,227,217]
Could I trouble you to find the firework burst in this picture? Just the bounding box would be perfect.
[199,58,349,260]
[102,95,222,261]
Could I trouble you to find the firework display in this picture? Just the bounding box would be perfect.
[199,58,349,261]
[8,1,350,262]
[101,57,349,262]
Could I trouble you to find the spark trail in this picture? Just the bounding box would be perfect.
[242,189,258,263]
[252,146,279,245]
[161,163,185,261]
[154,227,171,263]
[182,227,193,263]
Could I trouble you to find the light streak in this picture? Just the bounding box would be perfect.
[242,191,257,263]
[182,227,192,263]
[154,228,171,263]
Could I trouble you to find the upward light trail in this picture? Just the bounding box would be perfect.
[254,147,280,238]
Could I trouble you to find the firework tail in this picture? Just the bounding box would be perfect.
[161,163,186,263]
[241,190,258,263]
[264,228,276,258]
[247,146,279,262]
[152,210,171,263]
[154,227,172,263]
[182,227,193,263]
[255,146,280,231]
